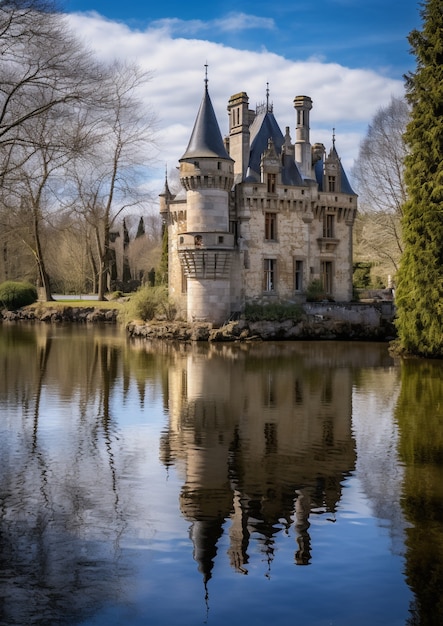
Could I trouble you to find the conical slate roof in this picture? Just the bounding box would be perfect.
[180,85,232,161]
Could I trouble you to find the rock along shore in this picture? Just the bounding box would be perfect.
[1,301,396,342]
[0,305,119,324]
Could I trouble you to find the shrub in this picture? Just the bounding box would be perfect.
[372,275,385,289]
[0,281,38,310]
[306,279,327,302]
[353,262,371,289]
[244,302,302,322]
[124,285,176,322]
[109,290,124,300]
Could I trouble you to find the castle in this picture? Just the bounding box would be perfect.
[160,76,357,325]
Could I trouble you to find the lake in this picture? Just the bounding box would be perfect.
[0,323,442,625]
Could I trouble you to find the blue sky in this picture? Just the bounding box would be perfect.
[63,0,421,203]
[65,0,418,77]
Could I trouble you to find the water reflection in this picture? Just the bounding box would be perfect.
[0,325,132,624]
[160,342,358,580]
[0,324,441,625]
[395,359,443,626]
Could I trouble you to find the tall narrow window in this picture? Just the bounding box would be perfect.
[328,176,336,192]
[263,258,276,292]
[294,259,303,292]
[323,214,334,238]
[265,212,277,240]
[181,265,188,294]
[321,261,333,295]
[267,173,276,193]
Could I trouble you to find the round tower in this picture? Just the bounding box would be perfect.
[178,76,235,325]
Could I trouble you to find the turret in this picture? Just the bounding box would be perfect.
[177,73,235,324]
[159,168,174,224]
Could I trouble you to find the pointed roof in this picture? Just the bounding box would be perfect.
[249,110,284,173]
[314,144,356,195]
[180,83,232,161]
[244,108,304,185]
[159,168,174,200]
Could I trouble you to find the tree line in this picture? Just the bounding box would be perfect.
[0,0,161,301]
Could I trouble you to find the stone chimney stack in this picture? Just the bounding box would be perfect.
[293,95,313,179]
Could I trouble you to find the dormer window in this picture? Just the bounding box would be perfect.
[328,176,336,192]
[267,173,276,193]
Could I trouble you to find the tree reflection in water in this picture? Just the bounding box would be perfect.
[0,325,438,625]
[395,359,443,626]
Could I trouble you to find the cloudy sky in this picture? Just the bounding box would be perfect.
[63,0,421,205]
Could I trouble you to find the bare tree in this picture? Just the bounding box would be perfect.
[0,1,102,179]
[126,213,163,286]
[6,93,99,298]
[67,61,157,300]
[352,96,409,280]
[0,0,114,297]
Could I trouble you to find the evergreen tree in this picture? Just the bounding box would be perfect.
[395,0,443,357]
[155,226,168,285]
[122,218,131,284]
[135,216,145,238]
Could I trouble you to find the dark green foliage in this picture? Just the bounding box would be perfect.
[0,281,38,310]
[306,279,332,302]
[353,262,372,289]
[155,227,168,286]
[395,360,443,621]
[135,217,145,239]
[244,302,302,322]
[395,0,443,357]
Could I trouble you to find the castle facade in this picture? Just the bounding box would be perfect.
[160,80,357,324]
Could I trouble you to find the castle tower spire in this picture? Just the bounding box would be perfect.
[180,67,231,162]
[177,71,235,325]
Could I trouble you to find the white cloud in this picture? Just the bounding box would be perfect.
[213,12,276,33]
[150,13,276,36]
[66,12,405,205]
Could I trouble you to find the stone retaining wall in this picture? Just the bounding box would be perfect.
[127,302,396,342]
[1,302,396,342]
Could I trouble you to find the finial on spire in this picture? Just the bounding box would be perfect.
[332,127,336,148]
[204,62,208,90]
[266,82,270,111]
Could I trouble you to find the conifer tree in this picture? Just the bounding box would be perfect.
[395,0,443,357]
[136,216,145,238]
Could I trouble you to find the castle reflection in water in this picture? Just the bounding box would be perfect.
[157,341,359,582]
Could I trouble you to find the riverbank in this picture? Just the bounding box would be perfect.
[0,301,396,342]
[0,304,120,324]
